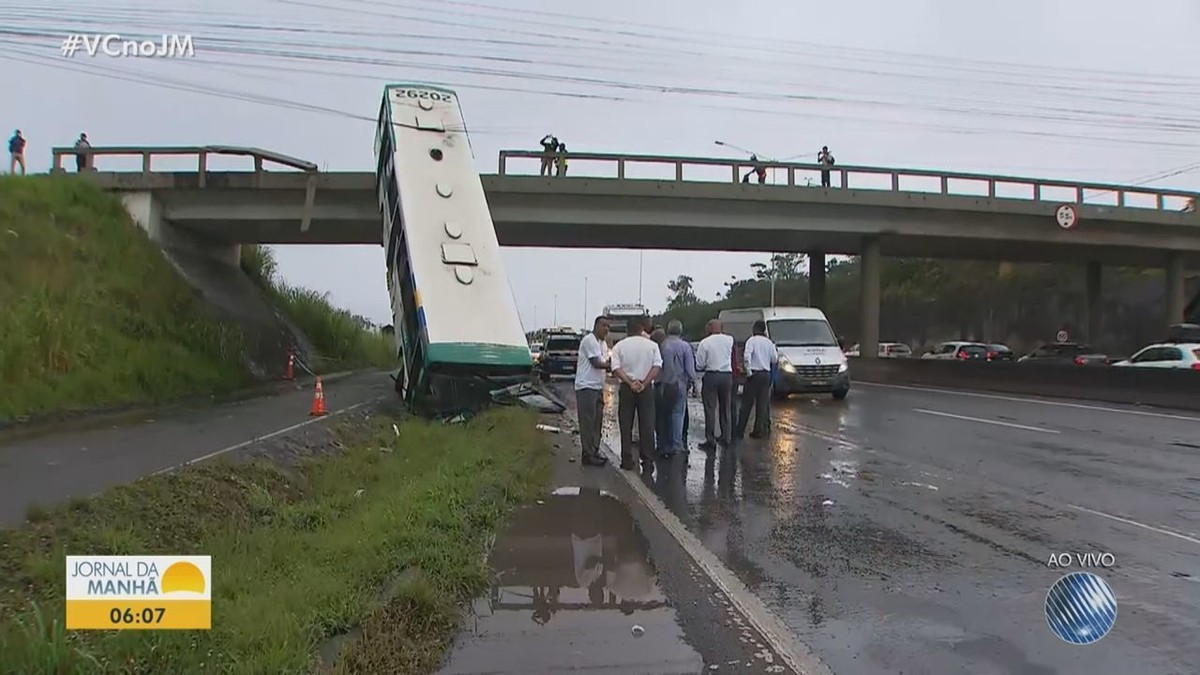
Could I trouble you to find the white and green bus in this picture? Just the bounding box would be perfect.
[376,83,531,414]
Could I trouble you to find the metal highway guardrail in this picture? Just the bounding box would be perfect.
[498,149,1199,212]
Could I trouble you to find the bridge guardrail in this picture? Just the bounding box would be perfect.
[498,149,1199,213]
[50,145,318,187]
[849,356,1200,412]
[52,145,322,231]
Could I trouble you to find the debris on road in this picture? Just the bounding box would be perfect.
[631,624,645,637]
[822,499,834,507]
[535,424,563,433]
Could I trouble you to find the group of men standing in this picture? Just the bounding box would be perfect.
[572,315,778,473]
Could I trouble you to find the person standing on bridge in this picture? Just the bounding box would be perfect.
[611,315,662,473]
[734,320,777,440]
[695,319,734,451]
[8,130,26,175]
[74,133,91,172]
[751,154,766,185]
[817,146,835,188]
[539,133,559,177]
[555,143,569,177]
[574,316,611,468]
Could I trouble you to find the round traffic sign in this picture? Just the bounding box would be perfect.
[1055,204,1078,229]
[1056,330,1069,343]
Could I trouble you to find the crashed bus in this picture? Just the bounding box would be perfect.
[376,83,532,416]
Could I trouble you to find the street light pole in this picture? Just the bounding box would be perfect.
[583,277,588,330]
[638,251,644,304]
[553,294,557,326]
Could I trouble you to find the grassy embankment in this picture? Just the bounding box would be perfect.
[0,406,550,674]
[0,175,249,423]
[0,175,395,423]
[239,244,394,372]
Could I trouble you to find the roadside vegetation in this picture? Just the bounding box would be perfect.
[0,407,550,674]
[658,253,1196,355]
[240,245,395,371]
[0,176,249,423]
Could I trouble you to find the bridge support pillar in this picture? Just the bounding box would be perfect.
[1085,261,1102,344]
[859,238,881,359]
[119,192,240,267]
[1165,251,1184,326]
[808,251,826,309]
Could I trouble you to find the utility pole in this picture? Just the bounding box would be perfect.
[583,277,588,330]
[638,251,644,304]
[553,294,558,326]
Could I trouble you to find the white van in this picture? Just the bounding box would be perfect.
[718,307,850,400]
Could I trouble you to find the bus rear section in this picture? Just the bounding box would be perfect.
[377,83,531,416]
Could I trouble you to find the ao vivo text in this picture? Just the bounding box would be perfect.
[1045,552,1116,568]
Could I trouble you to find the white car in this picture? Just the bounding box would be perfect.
[845,342,912,358]
[1112,343,1200,370]
[921,341,989,361]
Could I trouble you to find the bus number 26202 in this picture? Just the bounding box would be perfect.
[394,89,453,103]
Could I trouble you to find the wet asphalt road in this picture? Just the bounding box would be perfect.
[632,381,1200,675]
[0,372,391,526]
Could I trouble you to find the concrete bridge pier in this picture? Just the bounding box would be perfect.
[1165,251,1185,325]
[1085,261,1102,345]
[859,237,881,359]
[808,250,826,309]
[120,192,241,267]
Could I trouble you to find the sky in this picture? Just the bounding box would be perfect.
[2,0,1199,330]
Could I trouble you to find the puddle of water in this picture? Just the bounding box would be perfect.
[438,487,703,674]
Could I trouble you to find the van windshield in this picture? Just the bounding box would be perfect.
[767,319,838,347]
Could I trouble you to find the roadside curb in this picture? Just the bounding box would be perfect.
[0,369,374,445]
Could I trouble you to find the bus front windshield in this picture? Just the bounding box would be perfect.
[767,319,838,347]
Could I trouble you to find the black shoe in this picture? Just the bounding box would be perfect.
[582,455,607,467]
[620,461,637,471]
[698,441,716,451]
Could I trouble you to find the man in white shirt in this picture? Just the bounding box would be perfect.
[610,316,662,472]
[695,319,735,451]
[735,320,778,439]
[574,316,611,467]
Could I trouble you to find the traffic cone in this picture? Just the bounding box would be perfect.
[309,377,327,416]
[284,352,295,381]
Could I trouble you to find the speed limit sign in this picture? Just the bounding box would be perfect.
[1055,204,1078,230]
[1056,330,1069,343]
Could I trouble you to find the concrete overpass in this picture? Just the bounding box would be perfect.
[55,145,1200,355]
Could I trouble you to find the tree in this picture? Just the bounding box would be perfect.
[751,253,804,282]
[666,274,699,310]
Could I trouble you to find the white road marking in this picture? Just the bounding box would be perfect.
[912,408,1060,434]
[151,398,380,476]
[600,433,832,675]
[1065,504,1200,546]
[858,381,1200,423]
[789,416,1200,549]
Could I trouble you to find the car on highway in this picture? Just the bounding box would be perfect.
[986,344,1016,361]
[1112,343,1200,370]
[1018,342,1110,366]
[921,341,989,360]
[844,342,912,358]
[529,342,542,366]
[537,330,583,381]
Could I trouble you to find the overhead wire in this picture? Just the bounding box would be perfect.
[2,1,1199,171]
[7,2,1200,136]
